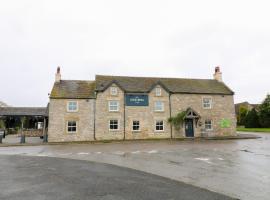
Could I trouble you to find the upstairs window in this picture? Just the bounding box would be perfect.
[154,101,164,111]
[205,120,213,130]
[155,120,164,131]
[67,101,78,112]
[108,101,119,112]
[155,87,162,96]
[132,121,140,131]
[203,98,212,109]
[110,87,118,96]
[109,119,119,130]
[67,121,77,133]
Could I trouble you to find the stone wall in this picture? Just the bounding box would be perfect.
[48,99,95,142]
[95,84,125,140]
[171,94,237,138]
[48,86,236,142]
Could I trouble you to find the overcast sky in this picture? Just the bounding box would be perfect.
[0,0,269,106]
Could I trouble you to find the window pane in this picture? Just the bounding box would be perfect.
[156,88,161,96]
[155,101,164,111]
[67,121,77,133]
[109,101,119,111]
[155,120,164,131]
[110,120,119,130]
[68,102,77,111]
[133,121,140,130]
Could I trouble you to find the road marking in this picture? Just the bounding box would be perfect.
[195,157,213,164]
[131,151,141,154]
[148,150,158,154]
[77,152,89,155]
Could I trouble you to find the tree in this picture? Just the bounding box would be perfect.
[259,94,270,128]
[238,106,248,126]
[168,111,187,131]
[245,108,260,128]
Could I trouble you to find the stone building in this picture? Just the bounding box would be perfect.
[48,67,236,142]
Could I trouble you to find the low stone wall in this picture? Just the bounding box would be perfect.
[16,129,43,137]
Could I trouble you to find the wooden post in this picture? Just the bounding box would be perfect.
[43,117,47,143]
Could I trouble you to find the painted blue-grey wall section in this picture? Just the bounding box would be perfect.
[125,94,149,106]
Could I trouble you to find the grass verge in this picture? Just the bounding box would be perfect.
[237,127,270,133]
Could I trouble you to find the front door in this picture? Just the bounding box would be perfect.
[185,119,194,137]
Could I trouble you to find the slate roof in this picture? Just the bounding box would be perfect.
[96,75,234,95]
[50,80,96,99]
[0,107,48,116]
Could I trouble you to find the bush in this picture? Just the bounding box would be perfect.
[245,108,260,128]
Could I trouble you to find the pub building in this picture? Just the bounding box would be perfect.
[48,67,236,142]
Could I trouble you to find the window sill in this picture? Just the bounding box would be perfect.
[132,130,141,133]
[154,110,165,113]
[154,130,165,133]
[67,110,79,113]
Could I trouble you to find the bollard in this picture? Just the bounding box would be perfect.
[20,135,25,144]
[0,134,2,143]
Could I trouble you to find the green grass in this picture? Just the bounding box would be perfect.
[237,127,270,133]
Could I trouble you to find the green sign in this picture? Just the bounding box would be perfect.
[220,119,231,128]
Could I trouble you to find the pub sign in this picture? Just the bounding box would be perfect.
[125,94,149,106]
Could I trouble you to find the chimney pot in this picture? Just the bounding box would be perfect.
[55,66,61,82]
[213,66,222,82]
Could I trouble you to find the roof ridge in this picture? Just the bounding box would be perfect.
[95,74,214,81]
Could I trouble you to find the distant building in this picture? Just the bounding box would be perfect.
[235,102,259,116]
[48,67,237,142]
[0,101,8,107]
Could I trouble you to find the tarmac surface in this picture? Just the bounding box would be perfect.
[0,155,233,200]
[0,132,269,200]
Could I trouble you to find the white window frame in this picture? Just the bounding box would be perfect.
[202,97,212,109]
[155,120,164,132]
[67,101,78,112]
[155,87,162,96]
[110,87,118,96]
[132,120,140,131]
[205,119,213,131]
[109,119,119,131]
[108,100,119,112]
[154,101,164,112]
[66,121,77,133]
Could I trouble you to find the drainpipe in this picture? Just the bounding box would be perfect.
[169,93,173,139]
[123,92,126,141]
[93,93,97,140]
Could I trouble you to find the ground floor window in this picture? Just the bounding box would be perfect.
[155,120,164,131]
[109,119,119,130]
[67,121,77,133]
[205,120,213,130]
[132,121,140,131]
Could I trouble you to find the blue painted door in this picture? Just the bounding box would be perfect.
[185,119,194,137]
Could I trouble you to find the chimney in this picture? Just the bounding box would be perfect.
[213,66,222,82]
[55,66,61,82]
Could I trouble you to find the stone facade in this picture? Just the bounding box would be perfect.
[48,99,95,142]
[48,68,236,142]
[171,94,236,138]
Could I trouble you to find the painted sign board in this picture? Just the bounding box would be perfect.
[125,94,149,106]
